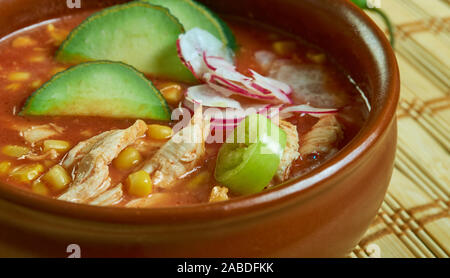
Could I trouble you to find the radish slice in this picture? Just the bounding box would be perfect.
[186,85,242,109]
[280,104,338,119]
[178,29,293,104]
[177,28,234,78]
[249,70,292,95]
[205,73,277,102]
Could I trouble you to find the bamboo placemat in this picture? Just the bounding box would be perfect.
[350,0,449,258]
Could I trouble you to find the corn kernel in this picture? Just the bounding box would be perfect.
[8,72,30,82]
[47,24,69,46]
[147,124,173,140]
[12,36,36,48]
[29,55,46,63]
[272,41,297,56]
[159,82,184,105]
[0,161,12,175]
[31,181,49,196]
[43,140,71,154]
[113,147,142,170]
[47,24,55,32]
[10,164,44,184]
[42,165,71,191]
[30,80,42,89]
[2,145,30,158]
[126,170,153,197]
[5,83,21,91]
[306,51,326,64]
[209,186,229,203]
[186,171,211,190]
[50,67,67,75]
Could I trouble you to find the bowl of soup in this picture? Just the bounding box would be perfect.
[0,0,399,257]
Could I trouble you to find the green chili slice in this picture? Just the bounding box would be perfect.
[214,114,287,195]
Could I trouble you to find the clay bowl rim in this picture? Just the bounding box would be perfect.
[0,0,400,224]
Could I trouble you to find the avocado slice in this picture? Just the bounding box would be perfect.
[56,2,196,83]
[144,0,237,50]
[20,62,171,120]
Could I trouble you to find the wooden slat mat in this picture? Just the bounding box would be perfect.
[350,0,450,258]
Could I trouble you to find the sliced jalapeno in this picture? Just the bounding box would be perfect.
[214,114,287,195]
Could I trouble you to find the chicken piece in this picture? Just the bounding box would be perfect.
[89,183,123,206]
[131,138,165,154]
[58,120,147,204]
[299,115,343,157]
[275,121,300,182]
[137,108,210,190]
[21,123,64,145]
[126,193,172,208]
[209,186,229,203]
[25,149,59,161]
[62,130,116,169]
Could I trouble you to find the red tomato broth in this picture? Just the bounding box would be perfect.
[0,10,368,206]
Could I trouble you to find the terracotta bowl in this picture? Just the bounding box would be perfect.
[0,0,399,257]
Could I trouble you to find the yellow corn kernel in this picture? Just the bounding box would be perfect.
[113,147,142,170]
[126,170,153,197]
[47,24,55,32]
[29,55,46,63]
[0,161,12,175]
[10,164,44,184]
[5,83,21,91]
[47,24,69,46]
[42,165,71,191]
[306,51,326,64]
[147,124,173,140]
[186,171,211,190]
[272,41,297,56]
[31,181,49,196]
[30,79,42,89]
[159,82,183,105]
[209,186,229,203]
[1,145,30,158]
[43,140,71,154]
[50,67,67,75]
[12,36,36,48]
[8,72,30,82]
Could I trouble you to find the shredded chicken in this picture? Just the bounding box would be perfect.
[138,108,210,190]
[131,138,165,154]
[209,186,229,203]
[126,193,173,208]
[21,123,64,145]
[62,130,117,169]
[58,120,147,204]
[25,149,59,161]
[299,115,343,157]
[89,183,123,206]
[275,120,300,182]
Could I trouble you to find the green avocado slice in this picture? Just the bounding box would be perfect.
[20,61,171,120]
[143,0,237,50]
[56,2,196,83]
